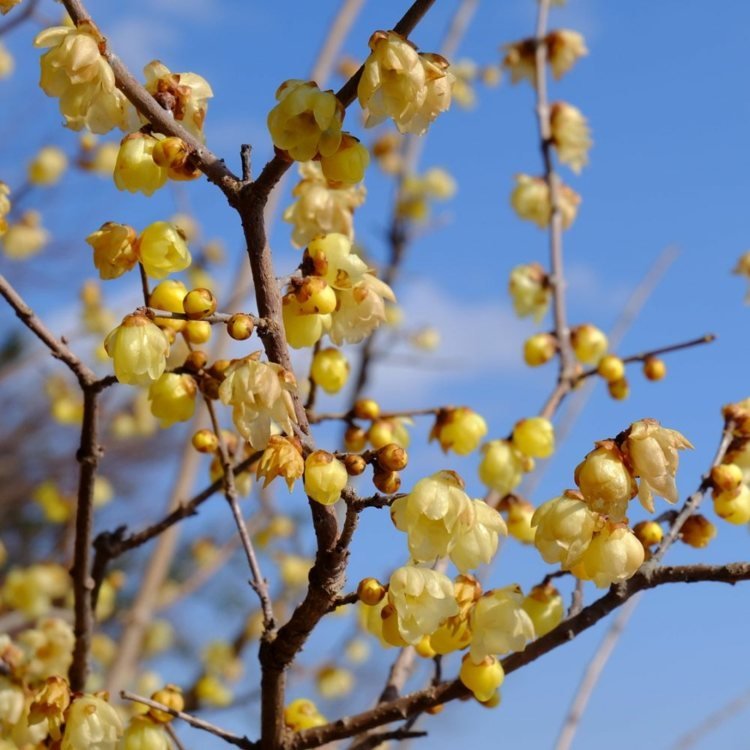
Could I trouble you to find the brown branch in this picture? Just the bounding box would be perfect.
[120,691,255,749]
[145,307,270,332]
[310,406,440,425]
[204,398,275,632]
[289,562,750,750]
[671,687,750,750]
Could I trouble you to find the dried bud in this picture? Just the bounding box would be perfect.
[680,515,717,548]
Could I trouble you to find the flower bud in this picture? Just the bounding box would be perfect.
[532,492,597,567]
[304,450,348,505]
[114,132,168,196]
[183,288,217,319]
[459,654,505,702]
[148,373,197,427]
[149,279,188,331]
[152,136,200,181]
[571,324,608,365]
[608,378,629,400]
[376,443,408,472]
[192,429,219,453]
[28,145,68,186]
[344,425,368,452]
[512,416,555,458]
[577,523,644,588]
[479,440,530,496]
[505,496,537,544]
[283,698,327,731]
[711,463,743,493]
[121,717,170,750]
[310,348,350,394]
[185,320,212,345]
[574,443,637,522]
[373,470,401,495]
[598,354,625,383]
[521,583,564,637]
[523,333,557,366]
[357,577,386,606]
[320,133,370,186]
[713,484,750,525]
[680,515,717,548]
[643,356,666,381]
[227,313,255,341]
[292,276,338,315]
[430,407,488,455]
[354,398,380,420]
[344,454,367,476]
[633,520,663,548]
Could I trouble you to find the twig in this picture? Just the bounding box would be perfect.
[554,594,641,750]
[671,687,750,750]
[165,724,187,750]
[145,307,269,332]
[310,406,440,424]
[288,562,750,750]
[138,264,151,306]
[120,691,255,749]
[204,398,275,632]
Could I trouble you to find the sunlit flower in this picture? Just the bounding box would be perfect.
[86,222,138,279]
[550,102,592,173]
[138,221,192,279]
[510,173,580,229]
[1,210,49,259]
[430,407,488,455]
[469,585,535,663]
[148,373,197,427]
[576,523,644,588]
[509,263,550,322]
[575,442,637,522]
[218,356,297,449]
[104,313,170,386]
[113,132,168,196]
[257,436,304,491]
[329,274,396,345]
[531,492,598,568]
[28,145,68,185]
[450,499,507,572]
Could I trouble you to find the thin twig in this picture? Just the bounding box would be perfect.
[671,687,750,750]
[204,397,275,632]
[120,691,255,749]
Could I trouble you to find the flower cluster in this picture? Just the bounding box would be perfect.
[532,419,692,587]
[358,31,453,135]
[502,30,587,85]
[35,22,135,133]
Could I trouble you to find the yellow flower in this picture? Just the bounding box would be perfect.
[329,274,396,345]
[550,102,592,173]
[509,263,550,322]
[510,173,581,229]
[501,38,536,85]
[430,407,487,455]
[310,347,350,394]
[547,30,588,79]
[358,32,452,135]
[268,79,343,161]
[713,484,750,525]
[2,564,69,618]
[577,523,644,588]
[86,222,138,279]
[316,666,354,699]
[218,356,297,449]
[17,617,74,682]
[460,654,504,703]
[113,132,169,196]
[28,676,71,741]
[304,450,348,505]
[121,717,169,750]
[104,313,170,386]
[194,675,233,707]
[733,251,750,301]
[282,296,331,349]
[33,480,71,523]
[522,583,564,638]
[479,440,529,497]
[512,416,555,458]
[256,435,304,491]
[28,145,68,186]
[429,574,481,655]
[358,31,425,132]
[35,23,134,133]
[306,232,369,288]
[148,373,197,427]
[505,496,537,544]
[680,515,717,548]
[138,221,192,279]
[575,443,637,522]
[283,162,366,248]
[531,493,598,568]
[149,279,188,331]
[143,60,212,142]
[284,698,327,732]
[61,694,123,750]
[468,585,535,663]
[387,565,459,644]
[2,210,49,259]
[621,419,693,511]
[320,133,370,186]
[391,470,474,562]
[450,499,507,572]
[278,554,313,589]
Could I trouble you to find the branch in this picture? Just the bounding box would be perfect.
[120,691,255,749]
[289,562,750,749]
[60,0,240,194]
[671,687,750,750]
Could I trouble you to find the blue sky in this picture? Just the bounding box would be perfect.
[2,1,750,748]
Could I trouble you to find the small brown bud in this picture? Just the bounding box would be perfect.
[227,313,255,341]
[373,470,401,495]
[376,443,408,472]
[354,398,380,421]
[344,454,367,476]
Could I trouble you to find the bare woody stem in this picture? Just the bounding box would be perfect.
[204,397,275,631]
[289,562,750,750]
[534,0,574,383]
